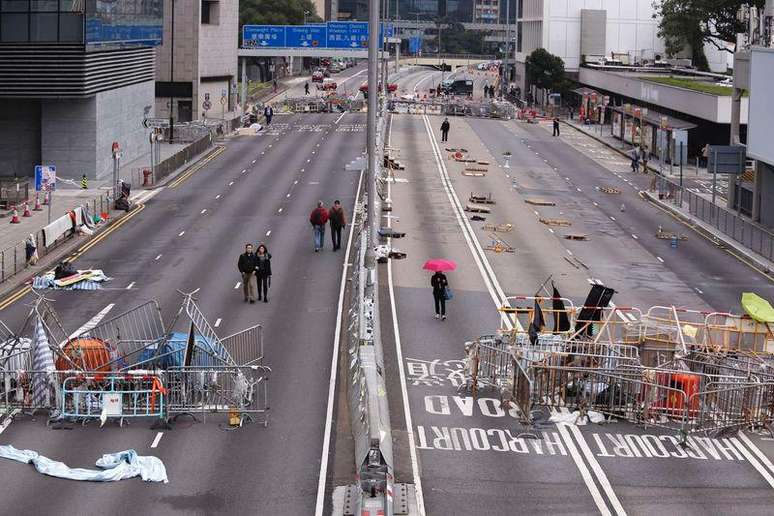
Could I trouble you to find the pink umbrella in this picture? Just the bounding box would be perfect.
[422,259,457,272]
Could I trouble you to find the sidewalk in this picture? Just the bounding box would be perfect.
[560,118,774,274]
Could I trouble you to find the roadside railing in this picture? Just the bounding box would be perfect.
[654,175,774,262]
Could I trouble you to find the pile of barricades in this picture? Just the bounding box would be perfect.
[462,287,774,443]
[0,292,270,428]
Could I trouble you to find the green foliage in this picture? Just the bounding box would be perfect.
[653,0,764,63]
[644,76,746,96]
[525,48,566,91]
[440,23,486,54]
[239,0,322,27]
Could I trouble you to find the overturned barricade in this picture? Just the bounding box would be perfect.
[461,288,774,443]
[0,292,270,428]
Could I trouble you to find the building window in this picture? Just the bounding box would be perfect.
[0,0,86,43]
[202,0,219,25]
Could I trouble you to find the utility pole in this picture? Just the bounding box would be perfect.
[366,0,380,254]
[169,0,175,143]
[504,0,511,95]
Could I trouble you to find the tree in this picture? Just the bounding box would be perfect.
[239,0,321,28]
[653,1,765,65]
[439,23,486,55]
[525,48,566,91]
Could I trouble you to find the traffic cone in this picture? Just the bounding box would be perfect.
[22,201,31,217]
[9,205,20,224]
[43,191,50,206]
[33,193,42,211]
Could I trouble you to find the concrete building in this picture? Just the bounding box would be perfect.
[475,0,500,24]
[155,0,238,124]
[0,2,162,181]
[515,0,665,93]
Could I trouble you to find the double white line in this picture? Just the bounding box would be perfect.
[421,114,517,331]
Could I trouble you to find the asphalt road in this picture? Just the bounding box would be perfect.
[380,112,774,515]
[0,111,365,514]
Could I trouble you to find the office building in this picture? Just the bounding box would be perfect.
[155,0,238,124]
[0,1,162,181]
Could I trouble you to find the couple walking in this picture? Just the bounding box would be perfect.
[309,200,347,252]
[237,243,272,303]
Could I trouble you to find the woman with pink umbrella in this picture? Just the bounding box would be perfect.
[423,259,456,320]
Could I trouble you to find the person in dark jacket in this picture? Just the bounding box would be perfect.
[431,271,449,320]
[264,105,274,125]
[310,201,329,252]
[552,117,560,137]
[255,243,272,303]
[440,118,450,142]
[305,82,310,95]
[328,200,347,251]
[237,244,258,303]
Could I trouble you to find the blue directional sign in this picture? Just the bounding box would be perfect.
[242,25,286,48]
[409,36,422,55]
[286,24,327,48]
[327,21,369,49]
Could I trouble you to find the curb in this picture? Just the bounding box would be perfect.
[151,143,225,190]
[640,189,773,276]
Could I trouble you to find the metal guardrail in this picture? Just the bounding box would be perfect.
[654,175,774,262]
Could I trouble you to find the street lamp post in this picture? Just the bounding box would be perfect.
[169,0,175,142]
[367,0,380,251]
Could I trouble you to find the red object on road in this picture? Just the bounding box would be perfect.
[9,205,20,224]
[22,202,31,217]
[422,259,457,272]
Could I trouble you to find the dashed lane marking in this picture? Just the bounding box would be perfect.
[632,234,638,240]
[201,209,207,214]
[657,256,664,263]
[155,254,162,260]
[178,231,185,237]
[151,432,163,448]
[214,318,222,328]
[126,282,135,290]
[215,194,221,199]
[266,230,272,237]
[234,282,241,289]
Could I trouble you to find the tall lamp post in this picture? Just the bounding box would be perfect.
[169,0,175,143]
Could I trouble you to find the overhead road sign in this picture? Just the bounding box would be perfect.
[241,22,394,49]
[287,25,327,48]
[242,25,286,47]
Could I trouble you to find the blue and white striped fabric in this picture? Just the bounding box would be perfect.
[32,276,102,291]
[31,317,55,408]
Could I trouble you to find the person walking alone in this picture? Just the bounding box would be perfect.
[553,117,561,137]
[328,200,347,251]
[431,271,449,320]
[255,243,272,303]
[237,243,258,303]
[305,82,310,96]
[264,104,274,125]
[629,146,640,173]
[440,118,450,143]
[309,201,329,252]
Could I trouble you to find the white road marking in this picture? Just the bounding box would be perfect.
[155,254,162,260]
[252,159,257,164]
[242,169,247,173]
[215,194,221,199]
[566,424,627,515]
[593,202,599,206]
[234,282,241,289]
[294,180,299,185]
[150,432,163,448]
[533,210,539,216]
[229,181,234,186]
[548,228,554,234]
[731,436,774,489]
[126,282,135,290]
[739,432,774,478]
[307,159,311,163]
[315,164,365,516]
[201,209,207,214]
[178,231,185,237]
[422,115,518,331]
[278,208,283,213]
[556,424,614,516]
[566,249,573,256]
[0,409,20,435]
[312,151,316,155]
[610,216,616,221]
[631,234,638,240]
[577,187,582,192]
[67,303,115,340]
[657,256,664,263]
[695,287,704,294]
[214,318,222,328]
[334,112,346,124]
[286,193,291,198]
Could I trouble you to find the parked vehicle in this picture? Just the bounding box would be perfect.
[440,79,474,96]
[312,70,324,83]
[317,78,338,91]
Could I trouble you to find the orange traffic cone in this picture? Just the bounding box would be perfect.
[33,193,42,211]
[9,205,20,224]
[43,191,50,206]
[22,201,31,217]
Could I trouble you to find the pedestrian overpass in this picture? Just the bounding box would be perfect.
[399,54,494,68]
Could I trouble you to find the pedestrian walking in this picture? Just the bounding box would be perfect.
[629,146,640,173]
[640,146,649,173]
[264,105,273,125]
[305,82,310,95]
[237,243,258,303]
[328,200,347,251]
[440,118,450,143]
[272,79,278,93]
[431,271,449,320]
[255,243,272,303]
[568,106,574,120]
[309,201,329,252]
[552,117,560,137]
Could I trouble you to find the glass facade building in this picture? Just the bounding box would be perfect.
[0,0,163,48]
